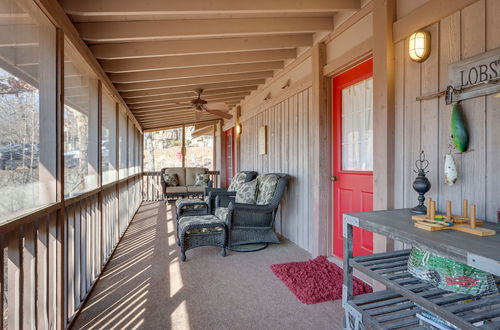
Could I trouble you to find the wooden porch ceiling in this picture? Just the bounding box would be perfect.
[59,0,360,129]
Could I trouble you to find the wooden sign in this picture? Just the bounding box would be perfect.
[448,47,500,101]
[258,125,267,155]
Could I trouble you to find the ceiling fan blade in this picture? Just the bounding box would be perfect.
[203,102,229,111]
[205,109,233,120]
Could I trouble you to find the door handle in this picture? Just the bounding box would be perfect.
[330,176,338,182]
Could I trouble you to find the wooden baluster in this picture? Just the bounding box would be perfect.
[470,205,477,229]
[446,200,452,220]
[462,200,468,218]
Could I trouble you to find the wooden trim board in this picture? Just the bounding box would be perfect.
[393,0,480,43]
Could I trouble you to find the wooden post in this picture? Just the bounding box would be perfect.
[430,200,436,220]
[446,200,452,219]
[426,198,432,217]
[470,205,477,228]
[309,42,329,257]
[462,200,468,218]
[372,0,396,255]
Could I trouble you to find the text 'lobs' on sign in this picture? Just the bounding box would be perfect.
[448,47,500,99]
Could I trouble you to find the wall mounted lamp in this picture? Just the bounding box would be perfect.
[409,30,431,62]
[236,124,242,134]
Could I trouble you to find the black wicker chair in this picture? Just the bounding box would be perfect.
[215,173,289,252]
[204,171,257,213]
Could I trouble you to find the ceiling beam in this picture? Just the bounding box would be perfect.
[137,110,235,121]
[119,79,265,98]
[131,98,244,112]
[62,0,360,17]
[124,86,256,104]
[138,111,235,125]
[108,61,283,83]
[115,71,273,92]
[75,17,334,43]
[100,49,295,72]
[132,100,240,114]
[128,93,251,109]
[90,35,311,59]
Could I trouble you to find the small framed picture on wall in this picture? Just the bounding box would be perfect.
[258,125,267,155]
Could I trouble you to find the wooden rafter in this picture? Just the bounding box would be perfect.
[108,61,283,83]
[119,79,265,99]
[114,71,274,92]
[89,35,311,59]
[124,87,256,104]
[129,94,250,109]
[100,49,296,73]
[75,17,334,43]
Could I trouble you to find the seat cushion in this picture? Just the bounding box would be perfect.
[228,172,247,192]
[175,198,205,209]
[235,179,258,204]
[256,174,279,205]
[185,168,207,186]
[187,186,205,193]
[166,186,188,194]
[163,168,186,186]
[178,215,224,234]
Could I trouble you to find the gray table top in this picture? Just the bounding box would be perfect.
[345,208,500,275]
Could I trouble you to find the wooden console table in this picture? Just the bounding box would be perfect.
[342,208,500,330]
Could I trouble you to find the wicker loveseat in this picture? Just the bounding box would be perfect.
[160,167,212,199]
[215,173,289,251]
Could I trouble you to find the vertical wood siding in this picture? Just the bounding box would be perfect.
[240,88,312,252]
[394,0,500,223]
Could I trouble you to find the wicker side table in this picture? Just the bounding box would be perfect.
[177,215,227,262]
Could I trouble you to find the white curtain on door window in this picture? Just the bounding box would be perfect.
[341,78,373,171]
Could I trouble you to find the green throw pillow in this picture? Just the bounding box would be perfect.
[228,172,247,192]
[163,173,179,187]
[256,174,279,205]
[235,179,258,204]
[194,173,209,186]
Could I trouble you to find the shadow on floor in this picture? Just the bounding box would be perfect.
[72,201,344,330]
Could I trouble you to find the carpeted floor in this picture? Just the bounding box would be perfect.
[72,201,345,330]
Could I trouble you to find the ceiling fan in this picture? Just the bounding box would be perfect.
[178,88,233,120]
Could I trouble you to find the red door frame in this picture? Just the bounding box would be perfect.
[332,59,374,259]
[225,128,235,187]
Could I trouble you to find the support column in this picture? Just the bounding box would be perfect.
[373,0,396,253]
[309,42,330,257]
[234,106,242,173]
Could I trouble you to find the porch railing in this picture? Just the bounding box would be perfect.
[142,170,221,201]
[0,174,142,329]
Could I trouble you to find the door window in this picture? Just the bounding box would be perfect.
[341,78,373,171]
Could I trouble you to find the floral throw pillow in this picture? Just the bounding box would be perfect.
[228,172,247,192]
[256,174,279,205]
[235,179,258,204]
[163,173,179,187]
[194,173,210,186]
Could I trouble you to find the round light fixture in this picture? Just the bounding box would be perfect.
[409,30,431,62]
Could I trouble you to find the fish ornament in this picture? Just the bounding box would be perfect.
[444,153,458,186]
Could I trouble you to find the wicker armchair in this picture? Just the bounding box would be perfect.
[204,171,257,213]
[215,173,289,252]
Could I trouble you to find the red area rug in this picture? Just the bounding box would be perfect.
[270,256,372,304]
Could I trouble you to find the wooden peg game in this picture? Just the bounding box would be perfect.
[412,199,496,236]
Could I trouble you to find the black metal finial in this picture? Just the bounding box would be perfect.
[411,150,431,214]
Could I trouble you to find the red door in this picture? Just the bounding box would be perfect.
[225,128,235,187]
[332,59,374,259]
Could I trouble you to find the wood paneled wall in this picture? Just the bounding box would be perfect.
[394,0,500,222]
[240,87,313,252]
